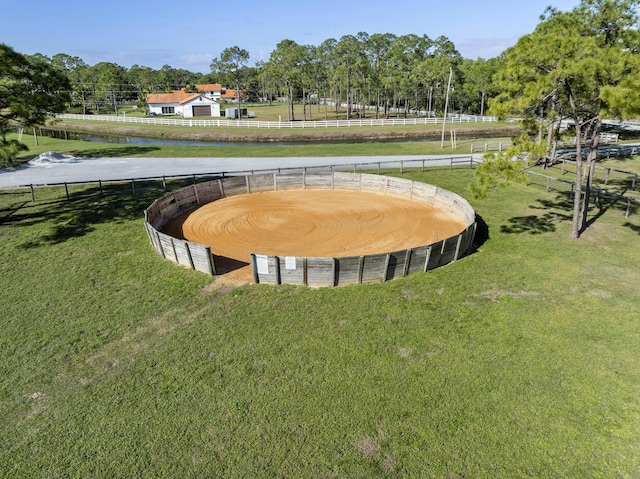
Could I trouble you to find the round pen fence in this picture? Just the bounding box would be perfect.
[144,172,477,286]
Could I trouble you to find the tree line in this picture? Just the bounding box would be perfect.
[9,33,502,119]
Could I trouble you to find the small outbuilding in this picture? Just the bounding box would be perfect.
[146,90,221,118]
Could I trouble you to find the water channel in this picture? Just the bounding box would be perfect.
[41,130,506,147]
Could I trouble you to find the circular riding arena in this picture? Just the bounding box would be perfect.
[144,172,477,287]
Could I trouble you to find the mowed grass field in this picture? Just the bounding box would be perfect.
[1,165,640,478]
[8,126,512,165]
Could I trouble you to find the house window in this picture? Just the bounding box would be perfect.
[161,106,175,114]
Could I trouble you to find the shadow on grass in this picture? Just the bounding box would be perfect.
[502,190,639,235]
[623,221,640,235]
[502,196,573,235]
[0,201,30,224]
[8,183,167,249]
[501,214,557,234]
[66,146,161,158]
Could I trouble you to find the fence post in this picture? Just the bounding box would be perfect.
[400,160,404,174]
[423,246,433,272]
[184,242,195,270]
[275,256,282,285]
[131,179,136,194]
[382,253,391,282]
[633,173,637,190]
[250,254,259,284]
[30,184,35,202]
[65,183,69,200]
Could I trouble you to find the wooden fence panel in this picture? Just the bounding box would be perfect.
[385,177,413,198]
[277,256,305,285]
[157,232,178,263]
[333,172,361,191]
[145,204,164,228]
[360,174,388,193]
[275,173,305,190]
[453,197,475,224]
[195,180,223,204]
[188,243,215,275]
[252,255,281,284]
[411,182,438,205]
[304,173,333,190]
[174,185,199,212]
[362,254,388,283]
[433,189,455,212]
[458,226,476,257]
[440,236,461,265]
[221,176,248,197]
[144,222,161,252]
[407,246,430,275]
[426,240,445,270]
[155,195,179,221]
[173,241,194,268]
[335,256,361,286]
[385,250,409,281]
[249,174,276,193]
[306,257,335,286]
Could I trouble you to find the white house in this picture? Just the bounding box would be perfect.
[146,90,221,118]
[195,84,243,102]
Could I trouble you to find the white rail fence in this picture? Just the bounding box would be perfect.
[56,113,497,129]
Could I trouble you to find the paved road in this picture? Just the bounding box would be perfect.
[0,153,481,188]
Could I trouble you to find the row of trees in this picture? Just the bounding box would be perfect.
[197,34,503,121]
[250,34,501,121]
[16,33,501,119]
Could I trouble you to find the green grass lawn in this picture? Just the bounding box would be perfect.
[526,156,640,202]
[1,168,639,478]
[8,131,508,165]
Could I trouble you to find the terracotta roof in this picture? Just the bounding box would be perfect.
[146,90,201,105]
[196,84,223,92]
[221,89,244,99]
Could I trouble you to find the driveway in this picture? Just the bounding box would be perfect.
[0,154,481,188]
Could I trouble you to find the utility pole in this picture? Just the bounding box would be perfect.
[440,67,453,148]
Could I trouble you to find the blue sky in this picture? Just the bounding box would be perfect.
[3,0,581,72]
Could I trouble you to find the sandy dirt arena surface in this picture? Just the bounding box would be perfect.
[162,189,466,281]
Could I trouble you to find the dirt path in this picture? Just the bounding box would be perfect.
[162,189,466,282]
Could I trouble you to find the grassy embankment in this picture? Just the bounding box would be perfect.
[1,164,639,477]
[9,102,519,163]
[11,128,507,162]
